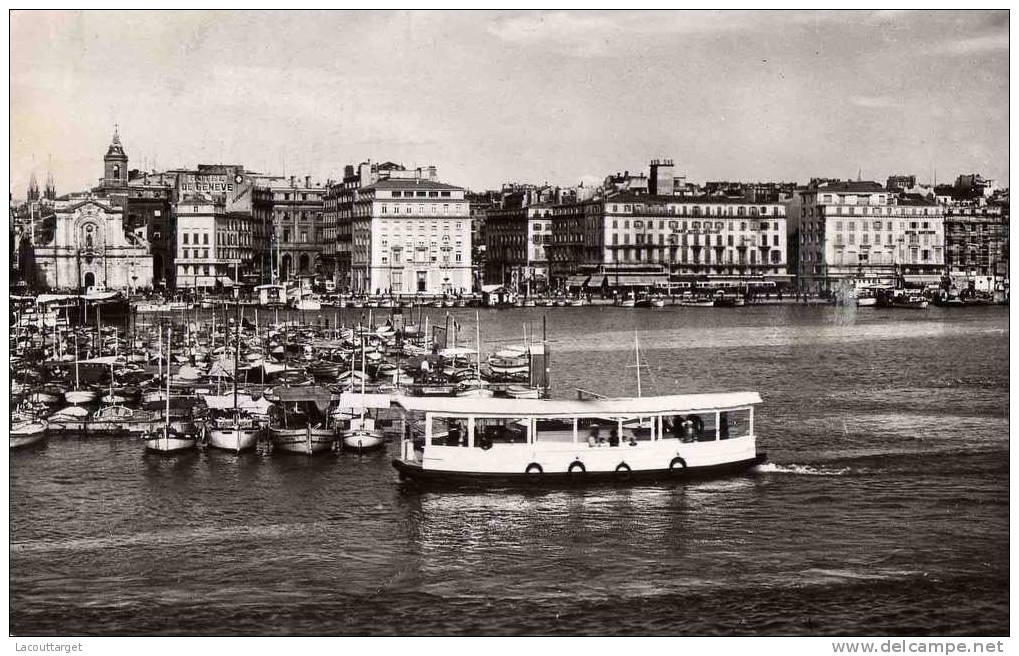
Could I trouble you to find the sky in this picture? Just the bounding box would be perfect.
[9,9,1010,197]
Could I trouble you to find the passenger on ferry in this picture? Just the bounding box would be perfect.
[587,426,600,448]
[608,428,620,447]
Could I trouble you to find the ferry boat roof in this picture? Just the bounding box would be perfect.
[392,392,761,417]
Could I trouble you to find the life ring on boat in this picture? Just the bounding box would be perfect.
[615,462,631,473]
[525,463,543,475]
[568,460,586,474]
[669,456,687,472]
[479,436,493,450]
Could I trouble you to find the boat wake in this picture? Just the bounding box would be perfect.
[754,463,849,476]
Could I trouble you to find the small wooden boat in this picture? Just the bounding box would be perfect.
[208,415,260,453]
[269,386,337,455]
[11,419,48,449]
[64,389,98,404]
[143,424,198,453]
[505,384,541,399]
[341,415,385,452]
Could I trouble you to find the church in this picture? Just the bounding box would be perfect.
[32,128,154,292]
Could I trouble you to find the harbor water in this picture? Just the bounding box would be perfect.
[10,304,1009,636]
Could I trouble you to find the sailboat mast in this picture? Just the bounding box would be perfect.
[635,332,642,398]
[475,310,481,380]
[157,324,162,382]
[233,294,240,418]
[165,327,172,433]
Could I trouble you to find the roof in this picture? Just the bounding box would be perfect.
[809,181,886,193]
[363,179,463,192]
[606,192,779,206]
[895,194,939,207]
[272,386,334,403]
[392,392,762,417]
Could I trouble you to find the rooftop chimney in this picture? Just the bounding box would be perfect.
[305,175,311,188]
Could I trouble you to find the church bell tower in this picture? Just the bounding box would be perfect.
[102,125,128,190]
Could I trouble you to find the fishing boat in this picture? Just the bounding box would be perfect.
[390,392,765,485]
[207,302,261,453]
[143,328,199,453]
[143,423,200,453]
[341,413,385,451]
[877,290,930,309]
[616,293,636,308]
[269,386,336,455]
[712,292,745,307]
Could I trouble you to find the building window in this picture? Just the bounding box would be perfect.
[183,233,189,244]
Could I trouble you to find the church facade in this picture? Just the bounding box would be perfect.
[32,128,153,292]
[34,195,153,292]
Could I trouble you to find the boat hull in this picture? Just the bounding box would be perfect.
[10,422,48,449]
[208,427,261,452]
[341,429,385,452]
[271,427,336,455]
[392,453,767,486]
[144,435,197,453]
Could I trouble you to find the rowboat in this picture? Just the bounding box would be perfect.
[391,392,765,485]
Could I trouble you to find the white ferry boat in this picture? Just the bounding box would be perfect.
[390,392,765,485]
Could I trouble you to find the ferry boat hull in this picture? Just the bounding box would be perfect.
[392,453,766,486]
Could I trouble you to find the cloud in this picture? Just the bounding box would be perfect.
[937,32,1008,55]
[486,11,758,57]
[849,95,901,109]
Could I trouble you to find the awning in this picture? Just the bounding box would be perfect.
[273,386,334,403]
[567,274,668,287]
[217,276,235,287]
[902,275,944,285]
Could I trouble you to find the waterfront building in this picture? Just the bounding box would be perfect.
[548,193,790,292]
[484,202,553,294]
[34,192,153,292]
[795,181,945,293]
[173,199,244,290]
[252,176,325,284]
[126,171,174,287]
[346,171,472,296]
[467,189,500,290]
[944,202,1009,291]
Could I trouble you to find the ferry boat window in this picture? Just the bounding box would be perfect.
[535,418,574,443]
[662,412,718,442]
[621,416,654,443]
[719,409,751,440]
[474,417,527,446]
